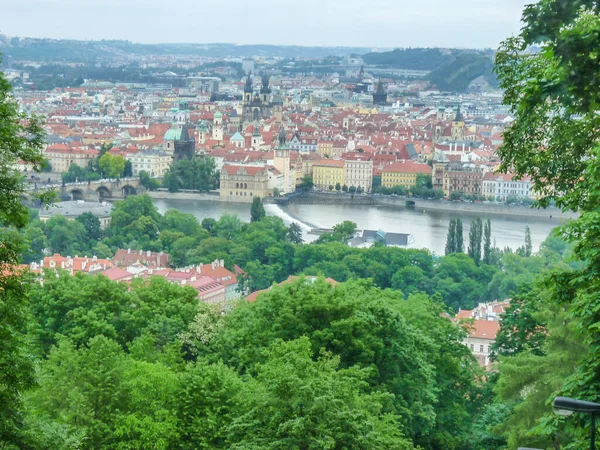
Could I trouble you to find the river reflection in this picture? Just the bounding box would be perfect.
[153,198,564,255]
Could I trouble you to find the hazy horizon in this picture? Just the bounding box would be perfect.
[2,0,528,49]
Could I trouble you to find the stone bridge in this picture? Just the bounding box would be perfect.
[26,177,157,202]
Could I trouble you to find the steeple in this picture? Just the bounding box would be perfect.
[260,74,271,94]
[454,103,464,122]
[178,122,191,142]
[376,79,384,95]
[277,126,287,147]
[244,73,253,93]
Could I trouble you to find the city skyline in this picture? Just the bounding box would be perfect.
[3,0,528,49]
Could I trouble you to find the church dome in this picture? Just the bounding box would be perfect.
[164,127,182,141]
[214,111,223,119]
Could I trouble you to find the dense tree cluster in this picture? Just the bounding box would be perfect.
[162,157,218,193]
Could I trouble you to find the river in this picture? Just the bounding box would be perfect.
[153,198,564,256]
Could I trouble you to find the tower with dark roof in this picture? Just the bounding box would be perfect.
[173,123,195,162]
[451,104,465,142]
[242,72,273,127]
[373,79,387,106]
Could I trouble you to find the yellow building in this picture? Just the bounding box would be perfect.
[317,140,334,157]
[220,164,270,202]
[312,159,345,190]
[381,161,432,189]
[44,145,98,173]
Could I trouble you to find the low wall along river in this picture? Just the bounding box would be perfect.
[149,191,570,255]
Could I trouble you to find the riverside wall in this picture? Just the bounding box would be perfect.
[146,190,577,220]
[289,192,577,220]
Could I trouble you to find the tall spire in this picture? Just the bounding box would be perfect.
[244,72,253,93]
[278,126,286,146]
[260,73,271,94]
[454,103,464,122]
[376,79,384,95]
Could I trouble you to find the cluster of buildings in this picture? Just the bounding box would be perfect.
[30,250,245,306]
[12,60,538,203]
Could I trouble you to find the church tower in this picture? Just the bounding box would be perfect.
[196,120,209,144]
[251,125,262,149]
[173,123,195,162]
[243,73,253,104]
[451,104,465,141]
[213,111,224,141]
[261,74,271,104]
[373,79,387,106]
[273,127,292,193]
[272,90,283,124]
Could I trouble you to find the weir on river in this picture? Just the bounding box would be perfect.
[152,198,563,256]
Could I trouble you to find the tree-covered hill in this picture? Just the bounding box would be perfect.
[0,35,369,62]
[362,47,455,70]
[362,47,497,92]
[427,52,498,92]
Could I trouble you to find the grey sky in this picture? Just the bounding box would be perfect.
[2,0,528,49]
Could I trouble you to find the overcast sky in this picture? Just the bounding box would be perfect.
[2,0,529,49]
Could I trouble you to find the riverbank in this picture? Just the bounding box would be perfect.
[291,192,577,220]
[147,190,576,220]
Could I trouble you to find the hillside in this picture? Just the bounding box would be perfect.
[362,47,497,92]
[362,48,455,70]
[0,35,369,62]
[427,52,498,92]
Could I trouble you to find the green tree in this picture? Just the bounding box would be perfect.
[162,157,217,192]
[468,218,483,265]
[287,222,303,244]
[524,225,532,257]
[456,218,464,253]
[123,159,133,177]
[201,218,217,235]
[299,175,313,191]
[176,361,243,449]
[250,196,265,222]
[227,337,412,450]
[22,224,48,264]
[335,182,341,191]
[98,153,126,178]
[342,184,348,192]
[207,278,479,447]
[348,185,357,194]
[493,3,600,445]
[139,170,160,191]
[76,211,102,242]
[445,218,456,255]
[483,218,492,264]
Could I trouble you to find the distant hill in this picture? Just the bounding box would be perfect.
[362,48,454,70]
[427,52,498,92]
[0,36,370,62]
[362,47,497,92]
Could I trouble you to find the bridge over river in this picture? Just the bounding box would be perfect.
[25,177,161,202]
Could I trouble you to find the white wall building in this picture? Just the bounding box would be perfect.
[483,173,533,201]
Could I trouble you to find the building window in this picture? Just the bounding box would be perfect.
[480,345,484,353]
[470,344,474,351]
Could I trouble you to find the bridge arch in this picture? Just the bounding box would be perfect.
[122,185,137,197]
[97,186,112,200]
[70,189,84,201]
